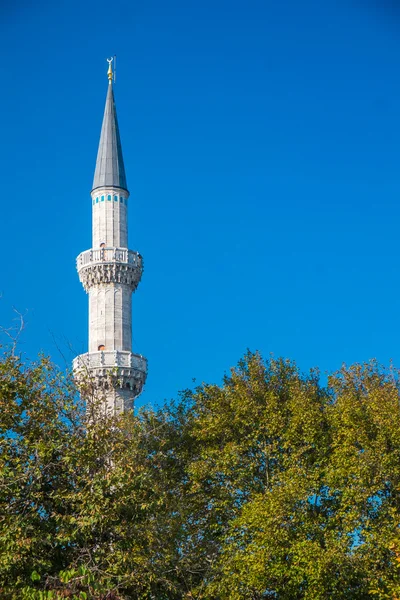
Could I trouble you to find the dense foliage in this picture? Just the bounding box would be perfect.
[0,350,399,599]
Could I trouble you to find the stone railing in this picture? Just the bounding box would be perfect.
[76,247,142,272]
[73,350,147,374]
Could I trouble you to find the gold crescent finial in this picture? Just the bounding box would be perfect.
[107,57,113,84]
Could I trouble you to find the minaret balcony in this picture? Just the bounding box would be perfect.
[73,350,147,395]
[76,247,143,291]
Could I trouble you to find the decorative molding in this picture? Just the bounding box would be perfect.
[90,187,130,200]
[77,247,143,292]
[73,351,147,398]
[79,262,142,291]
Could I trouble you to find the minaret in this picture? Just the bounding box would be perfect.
[73,59,147,414]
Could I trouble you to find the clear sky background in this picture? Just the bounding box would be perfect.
[1,0,400,407]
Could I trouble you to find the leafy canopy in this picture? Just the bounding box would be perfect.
[0,350,399,599]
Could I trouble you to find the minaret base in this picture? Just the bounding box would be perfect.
[86,387,136,416]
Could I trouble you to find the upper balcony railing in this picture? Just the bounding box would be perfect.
[77,247,142,272]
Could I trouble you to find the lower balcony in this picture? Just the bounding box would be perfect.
[73,350,147,397]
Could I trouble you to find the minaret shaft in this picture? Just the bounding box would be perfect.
[92,191,128,248]
[73,62,147,415]
[88,284,132,353]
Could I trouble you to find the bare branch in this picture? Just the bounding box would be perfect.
[0,306,26,355]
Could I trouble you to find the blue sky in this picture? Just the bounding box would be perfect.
[1,0,400,407]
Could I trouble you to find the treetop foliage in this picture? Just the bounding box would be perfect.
[0,349,399,599]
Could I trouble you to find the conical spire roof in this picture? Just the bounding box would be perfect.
[92,82,128,192]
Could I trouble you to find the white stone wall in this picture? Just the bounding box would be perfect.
[91,187,129,248]
[88,186,133,355]
[88,283,132,353]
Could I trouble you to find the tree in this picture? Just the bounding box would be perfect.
[182,355,400,599]
[0,349,399,599]
[0,351,188,599]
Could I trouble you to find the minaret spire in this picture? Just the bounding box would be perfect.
[73,60,147,415]
[92,58,127,193]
